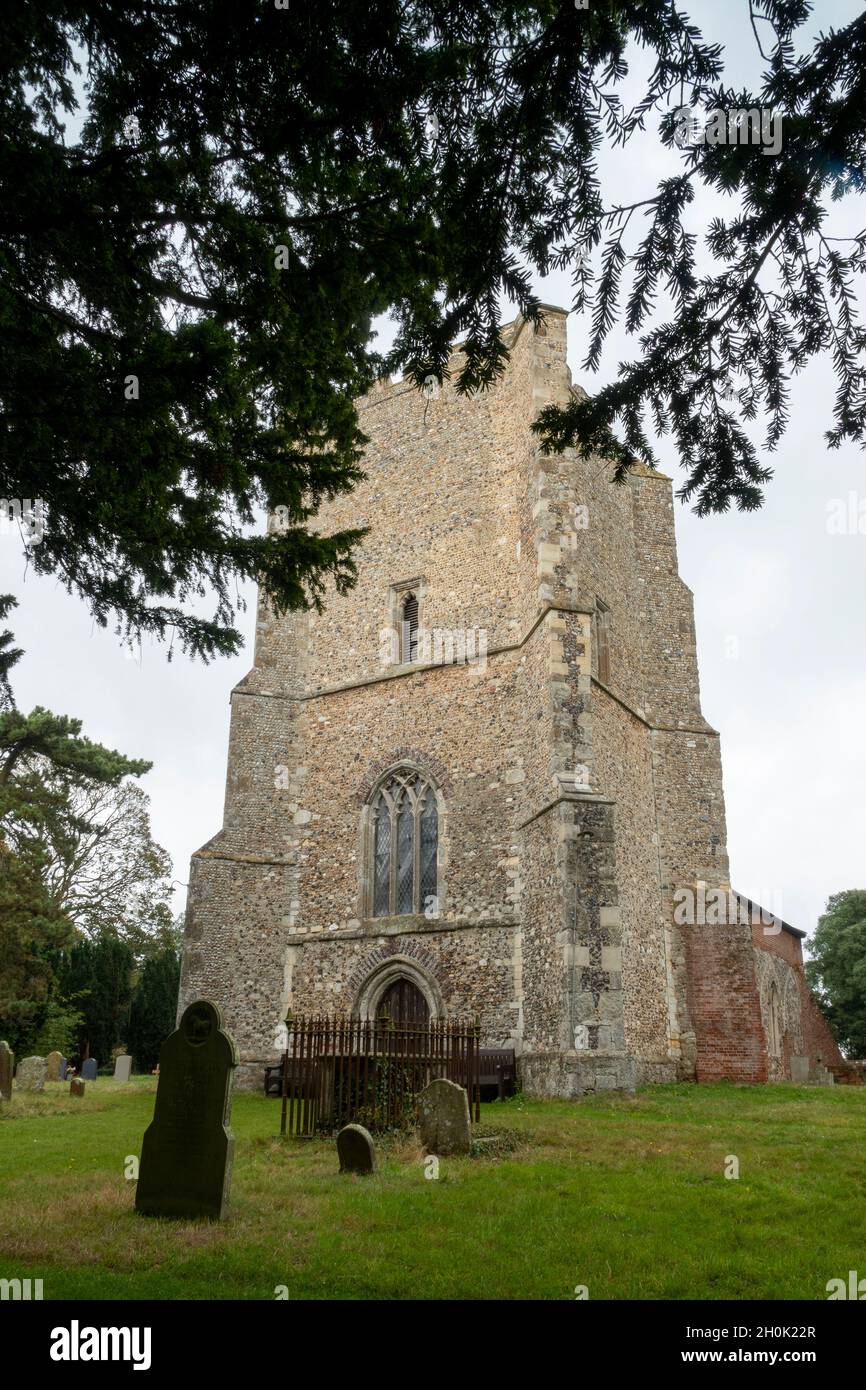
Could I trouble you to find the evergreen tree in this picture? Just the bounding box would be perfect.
[127,945,181,1073]
[0,840,73,1052]
[2,3,865,657]
[0,597,23,710]
[58,936,136,1065]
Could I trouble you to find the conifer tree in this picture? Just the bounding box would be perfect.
[2,3,864,655]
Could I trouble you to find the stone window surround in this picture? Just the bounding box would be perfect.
[369,767,439,917]
[358,761,448,922]
[386,576,427,668]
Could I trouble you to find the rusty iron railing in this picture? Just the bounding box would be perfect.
[278,1014,481,1136]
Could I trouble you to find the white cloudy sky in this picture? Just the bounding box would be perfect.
[2,0,863,944]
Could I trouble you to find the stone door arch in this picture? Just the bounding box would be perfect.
[354,954,443,1022]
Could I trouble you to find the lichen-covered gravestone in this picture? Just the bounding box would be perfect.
[337,1124,377,1174]
[81,1058,97,1082]
[70,1079,85,1098]
[136,999,239,1221]
[46,1051,63,1082]
[16,1056,47,1093]
[419,1077,472,1156]
[0,1042,13,1102]
[114,1054,132,1082]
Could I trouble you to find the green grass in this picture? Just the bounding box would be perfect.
[1,1078,864,1300]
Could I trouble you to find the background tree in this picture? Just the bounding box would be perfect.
[57,936,136,1065]
[127,940,181,1073]
[806,890,866,1059]
[29,996,87,1059]
[2,2,864,658]
[0,839,73,1053]
[0,597,175,1054]
[0,596,23,709]
[4,778,174,943]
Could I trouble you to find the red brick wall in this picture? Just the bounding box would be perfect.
[752,922,846,1071]
[684,923,768,1083]
[802,996,846,1069]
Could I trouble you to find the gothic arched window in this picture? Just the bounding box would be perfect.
[370,769,438,917]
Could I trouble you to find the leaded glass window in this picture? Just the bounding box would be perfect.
[373,803,391,917]
[369,769,439,917]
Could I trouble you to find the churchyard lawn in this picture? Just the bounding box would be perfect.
[0,1080,863,1300]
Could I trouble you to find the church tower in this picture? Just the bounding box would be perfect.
[181,307,829,1092]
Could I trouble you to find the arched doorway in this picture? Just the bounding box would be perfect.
[354,953,444,1022]
[376,976,430,1025]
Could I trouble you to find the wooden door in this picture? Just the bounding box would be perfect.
[376,977,430,1025]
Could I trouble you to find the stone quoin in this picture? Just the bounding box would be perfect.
[179,307,843,1094]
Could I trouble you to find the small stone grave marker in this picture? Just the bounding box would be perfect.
[46,1051,63,1082]
[135,999,239,1221]
[336,1124,377,1174]
[16,1056,47,1093]
[114,1054,132,1082]
[81,1059,97,1081]
[419,1077,471,1156]
[70,1079,85,1098]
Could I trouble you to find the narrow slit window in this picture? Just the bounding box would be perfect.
[400,592,419,663]
[595,602,611,685]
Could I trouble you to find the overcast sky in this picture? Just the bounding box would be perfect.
[2,0,863,944]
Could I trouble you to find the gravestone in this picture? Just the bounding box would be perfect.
[136,999,239,1221]
[81,1059,97,1082]
[70,1079,85,1098]
[336,1124,377,1174]
[59,1057,68,1081]
[0,1042,13,1102]
[16,1056,47,1093]
[789,1055,809,1083]
[46,1051,63,1082]
[114,1054,132,1082]
[418,1077,472,1156]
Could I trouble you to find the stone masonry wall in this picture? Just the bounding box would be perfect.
[181,303,777,1095]
[752,921,846,1076]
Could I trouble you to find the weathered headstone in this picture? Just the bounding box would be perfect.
[81,1058,97,1082]
[136,999,238,1221]
[418,1077,472,1156]
[16,1056,47,1093]
[0,1041,13,1102]
[46,1050,63,1082]
[59,1056,68,1081]
[789,1055,810,1083]
[336,1124,377,1174]
[70,1079,85,1098]
[114,1054,132,1082]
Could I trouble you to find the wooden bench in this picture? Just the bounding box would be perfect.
[264,1060,319,1099]
[264,1060,318,1098]
[263,1059,330,1100]
[478,1048,516,1100]
[264,1063,284,1097]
